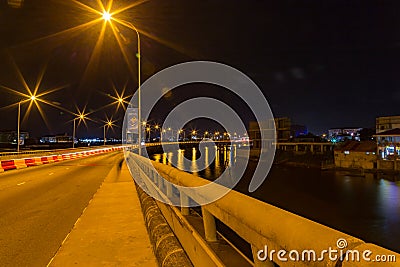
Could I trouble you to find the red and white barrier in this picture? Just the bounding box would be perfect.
[0,146,125,173]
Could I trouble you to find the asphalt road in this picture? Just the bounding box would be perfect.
[0,152,124,267]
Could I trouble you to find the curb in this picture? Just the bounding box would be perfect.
[135,183,193,267]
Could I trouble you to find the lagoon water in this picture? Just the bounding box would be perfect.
[152,144,400,253]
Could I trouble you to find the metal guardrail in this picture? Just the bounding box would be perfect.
[126,151,400,267]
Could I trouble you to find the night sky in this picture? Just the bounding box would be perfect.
[1,0,400,138]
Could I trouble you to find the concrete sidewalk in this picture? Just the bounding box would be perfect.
[48,161,158,267]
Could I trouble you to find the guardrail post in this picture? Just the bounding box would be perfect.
[202,207,217,242]
[251,245,275,267]
[180,191,190,215]
[166,182,173,198]
[151,170,157,184]
[158,175,163,190]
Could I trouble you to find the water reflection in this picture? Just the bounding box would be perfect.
[152,145,400,253]
[177,149,184,170]
[191,147,198,175]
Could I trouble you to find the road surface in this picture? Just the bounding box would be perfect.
[0,152,123,267]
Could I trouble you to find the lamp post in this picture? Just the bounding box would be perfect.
[154,125,161,142]
[72,114,85,148]
[168,127,175,141]
[17,95,36,152]
[146,126,151,142]
[123,21,141,154]
[103,13,141,155]
[104,121,112,145]
[17,101,21,152]
[178,129,183,142]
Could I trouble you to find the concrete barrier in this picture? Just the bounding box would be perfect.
[0,146,126,173]
[135,183,193,267]
[1,160,16,171]
[13,159,27,169]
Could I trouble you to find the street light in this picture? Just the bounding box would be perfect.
[102,11,111,21]
[162,128,166,141]
[178,129,184,141]
[72,114,85,148]
[146,126,151,142]
[17,96,38,152]
[154,124,161,141]
[103,13,142,155]
[104,121,112,145]
[167,127,175,141]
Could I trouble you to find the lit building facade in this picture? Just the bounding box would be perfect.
[375,128,400,160]
[376,115,400,133]
[328,128,362,142]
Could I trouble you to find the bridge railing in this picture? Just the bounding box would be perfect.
[125,151,400,267]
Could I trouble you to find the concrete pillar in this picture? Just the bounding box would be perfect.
[310,144,314,153]
[251,245,275,267]
[202,207,217,242]
[321,144,324,153]
[295,145,298,152]
[180,192,190,216]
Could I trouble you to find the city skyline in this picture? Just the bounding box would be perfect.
[1,0,400,137]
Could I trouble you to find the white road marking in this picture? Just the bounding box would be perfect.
[49,172,54,176]
[17,182,26,186]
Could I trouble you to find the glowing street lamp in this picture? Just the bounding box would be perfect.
[102,11,111,22]
[146,126,151,142]
[178,129,184,141]
[72,113,86,148]
[17,95,38,152]
[154,125,162,142]
[104,120,113,145]
[162,128,166,141]
[102,13,142,155]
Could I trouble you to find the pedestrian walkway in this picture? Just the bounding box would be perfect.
[48,161,158,267]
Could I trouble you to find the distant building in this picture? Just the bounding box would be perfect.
[328,127,362,142]
[334,140,377,170]
[0,131,29,146]
[40,134,72,144]
[376,115,400,133]
[248,120,275,149]
[374,128,400,171]
[375,128,400,160]
[274,117,291,142]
